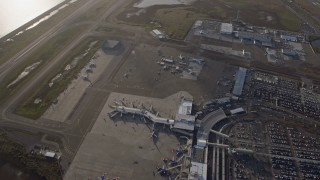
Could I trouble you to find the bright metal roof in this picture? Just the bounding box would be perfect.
[232,67,247,96]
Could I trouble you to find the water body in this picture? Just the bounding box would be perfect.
[133,0,195,8]
[0,0,64,38]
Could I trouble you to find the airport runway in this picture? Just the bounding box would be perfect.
[0,0,103,81]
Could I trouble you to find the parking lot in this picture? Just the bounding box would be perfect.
[249,71,320,120]
[228,120,320,180]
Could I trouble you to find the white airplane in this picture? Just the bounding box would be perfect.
[192,58,205,64]
[199,30,206,35]
[150,124,158,139]
[113,101,122,106]
[166,156,178,166]
[109,111,119,118]
[179,54,184,60]
[150,130,157,139]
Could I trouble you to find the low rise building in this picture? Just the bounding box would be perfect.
[150,29,166,39]
[174,99,196,131]
[230,107,246,115]
[220,23,233,35]
[281,35,297,42]
[232,67,247,96]
[236,31,272,44]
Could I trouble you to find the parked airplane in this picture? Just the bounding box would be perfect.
[173,148,187,157]
[157,165,171,177]
[162,156,177,166]
[192,58,205,65]
[150,130,157,139]
[113,101,122,106]
[150,124,158,139]
[109,111,119,118]
[179,54,185,60]
[99,174,106,180]
[199,29,206,35]
[168,157,178,166]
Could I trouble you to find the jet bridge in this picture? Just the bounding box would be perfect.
[114,106,175,125]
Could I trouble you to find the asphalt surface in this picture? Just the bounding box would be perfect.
[0,0,102,81]
[0,0,136,170]
[1,0,320,178]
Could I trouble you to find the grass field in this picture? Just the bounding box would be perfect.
[219,0,301,31]
[15,39,102,119]
[278,9,302,31]
[116,0,302,39]
[73,0,115,22]
[154,7,207,39]
[0,132,61,179]
[96,27,133,36]
[0,25,89,105]
[295,0,320,18]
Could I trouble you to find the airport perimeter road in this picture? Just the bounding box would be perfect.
[0,0,102,81]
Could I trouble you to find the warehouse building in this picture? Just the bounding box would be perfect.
[150,29,166,40]
[232,67,247,96]
[220,23,233,35]
[230,107,246,115]
[236,31,272,44]
[280,35,298,42]
[282,49,297,56]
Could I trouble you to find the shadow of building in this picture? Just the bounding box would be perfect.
[102,40,123,55]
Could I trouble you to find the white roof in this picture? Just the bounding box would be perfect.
[194,20,203,28]
[220,23,233,33]
[175,114,195,122]
[45,151,55,158]
[230,107,245,114]
[215,97,230,104]
[174,114,195,131]
[178,100,192,115]
[232,67,247,96]
[189,162,207,180]
[152,29,163,36]
[197,139,207,147]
